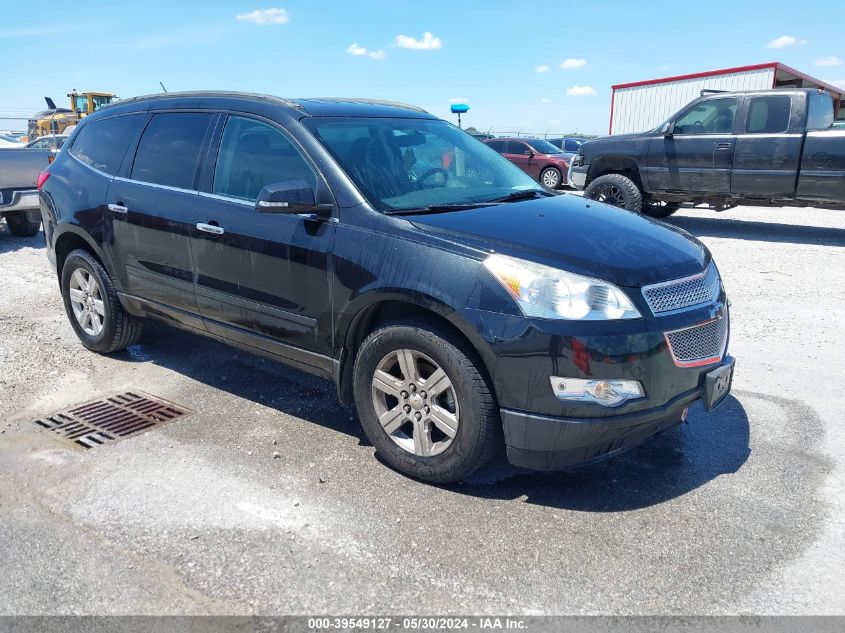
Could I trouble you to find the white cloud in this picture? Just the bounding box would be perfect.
[766,35,806,49]
[236,8,289,25]
[824,78,845,89]
[347,43,385,59]
[540,98,552,103]
[394,31,442,50]
[567,86,597,96]
[560,58,586,70]
[816,56,843,67]
[535,64,550,73]
[449,97,468,103]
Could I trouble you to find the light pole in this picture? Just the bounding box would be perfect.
[450,103,469,129]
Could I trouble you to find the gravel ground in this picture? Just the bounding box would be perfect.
[0,204,843,615]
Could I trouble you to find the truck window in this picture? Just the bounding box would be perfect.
[69,114,145,175]
[486,140,506,153]
[807,93,835,130]
[674,98,737,135]
[131,112,213,190]
[746,96,791,134]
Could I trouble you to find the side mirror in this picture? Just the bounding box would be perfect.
[663,121,675,137]
[255,180,331,216]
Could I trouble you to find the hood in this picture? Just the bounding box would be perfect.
[408,194,708,287]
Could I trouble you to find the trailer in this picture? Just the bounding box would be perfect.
[609,62,844,135]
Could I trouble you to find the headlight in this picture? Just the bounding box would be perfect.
[483,253,641,320]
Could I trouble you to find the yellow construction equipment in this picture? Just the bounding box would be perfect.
[24,91,117,141]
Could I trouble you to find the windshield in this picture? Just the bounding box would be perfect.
[302,117,542,211]
[525,139,563,154]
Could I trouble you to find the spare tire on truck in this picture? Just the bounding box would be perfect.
[584,173,642,213]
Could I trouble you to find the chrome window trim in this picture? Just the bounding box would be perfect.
[113,176,196,195]
[641,262,720,317]
[68,152,115,180]
[198,191,253,206]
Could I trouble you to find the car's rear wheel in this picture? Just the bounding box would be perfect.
[540,166,562,190]
[584,173,643,212]
[5,211,41,237]
[61,249,142,353]
[353,318,501,483]
[641,201,680,218]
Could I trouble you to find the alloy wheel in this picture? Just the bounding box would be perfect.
[371,349,460,457]
[68,268,105,336]
[542,169,559,188]
[596,184,626,207]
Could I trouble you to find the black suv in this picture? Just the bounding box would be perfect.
[38,92,734,483]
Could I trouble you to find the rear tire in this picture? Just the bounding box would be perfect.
[642,201,680,219]
[540,166,562,190]
[353,318,501,483]
[584,173,643,212]
[61,249,142,353]
[5,211,41,237]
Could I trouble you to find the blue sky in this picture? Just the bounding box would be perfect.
[3,0,844,135]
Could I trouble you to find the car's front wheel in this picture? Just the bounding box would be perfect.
[540,166,562,190]
[60,249,143,353]
[584,173,643,212]
[5,211,41,237]
[353,318,501,483]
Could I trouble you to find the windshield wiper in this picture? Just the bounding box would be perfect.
[485,189,551,203]
[384,202,498,216]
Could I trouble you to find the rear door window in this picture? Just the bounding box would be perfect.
[746,96,792,134]
[213,116,317,201]
[507,141,530,155]
[69,114,145,175]
[807,93,835,130]
[131,112,213,190]
[485,139,506,153]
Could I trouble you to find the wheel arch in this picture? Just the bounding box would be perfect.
[336,293,498,407]
[53,225,111,282]
[587,156,643,189]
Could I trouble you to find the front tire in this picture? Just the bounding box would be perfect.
[540,166,562,190]
[5,211,41,237]
[584,173,643,212]
[61,249,143,353]
[353,318,501,483]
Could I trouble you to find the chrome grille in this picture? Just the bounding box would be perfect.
[642,263,721,315]
[665,316,728,367]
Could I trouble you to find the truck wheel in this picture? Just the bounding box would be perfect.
[60,249,143,353]
[5,211,41,237]
[584,174,643,212]
[642,201,680,219]
[540,167,562,190]
[353,318,501,483]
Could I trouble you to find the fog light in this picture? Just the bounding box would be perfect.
[550,376,644,407]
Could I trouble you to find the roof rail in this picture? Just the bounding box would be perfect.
[102,91,303,110]
[700,89,728,96]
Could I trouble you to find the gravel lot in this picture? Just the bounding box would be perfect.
[1,204,843,615]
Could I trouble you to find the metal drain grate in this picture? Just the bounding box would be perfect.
[33,391,192,448]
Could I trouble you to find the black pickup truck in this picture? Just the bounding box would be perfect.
[569,88,845,217]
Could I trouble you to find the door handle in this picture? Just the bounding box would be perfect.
[714,142,733,151]
[107,203,128,214]
[196,222,224,235]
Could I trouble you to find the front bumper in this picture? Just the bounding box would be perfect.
[502,356,733,470]
[0,190,39,213]
[569,165,588,189]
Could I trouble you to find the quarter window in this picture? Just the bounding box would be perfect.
[485,139,506,153]
[213,116,317,202]
[746,96,791,134]
[674,98,737,135]
[131,112,213,190]
[69,114,145,175]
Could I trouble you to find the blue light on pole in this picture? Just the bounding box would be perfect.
[450,103,469,128]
